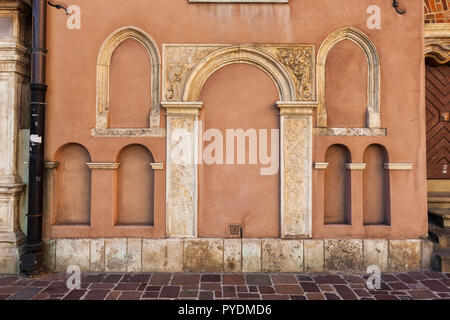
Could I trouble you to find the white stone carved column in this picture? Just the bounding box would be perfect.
[277,102,317,238]
[0,0,31,273]
[162,102,202,238]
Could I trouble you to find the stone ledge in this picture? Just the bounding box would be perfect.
[43,238,433,274]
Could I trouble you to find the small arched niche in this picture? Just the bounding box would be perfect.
[116,144,155,226]
[324,144,351,225]
[363,144,390,225]
[55,143,92,225]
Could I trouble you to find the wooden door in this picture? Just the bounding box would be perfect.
[426,63,450,179]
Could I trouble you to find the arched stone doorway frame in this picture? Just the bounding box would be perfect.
[162,45,317,239]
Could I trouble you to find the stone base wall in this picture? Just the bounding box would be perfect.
[43,238,434,274]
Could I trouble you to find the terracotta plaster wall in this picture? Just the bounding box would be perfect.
[45,0,426,239]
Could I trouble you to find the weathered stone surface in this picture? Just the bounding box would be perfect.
[56,239,90,272]
[43,239,56,272]
[421,240,434,270]
[325,240,363,273]
[90,239,105,272]
[105,239,127,272]
[389,240,421,272]
[304,240,324,272]
[262,239,303,272]
[224,239,241,273]
[142,239,183,272]
[280,114,313,238]
[363,240,388,272]
[242,239,261,272]
[184,239,224,272]
[127,238,142,272]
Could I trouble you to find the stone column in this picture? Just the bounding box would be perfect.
[0,0,31,273]
[162,102,202,238]
[277,102,317,239]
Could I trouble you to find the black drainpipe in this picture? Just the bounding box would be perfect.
[21,0,47,277]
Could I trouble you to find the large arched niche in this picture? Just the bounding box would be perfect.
[163,44,315,239]
[94,26,162,135]
[317,27,380,129]
[183,45,296,102]
[198,63,280,238]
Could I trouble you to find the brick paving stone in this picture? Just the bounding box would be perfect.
[201,274,221,282]
[314,275,346,284]
[249,286,258,293]
[381,274,399,282]
[409,290,437,299]
[142,292,159,299]
[15,279,34,286]
[89,283,115,290]
[199,291,214,300]
[0,286,22,295]
[42,282,70,294]
[215,291,222,298]
[343,275,365,284]
[421,280,450,292]
[324,292,341,300]
[119,291,143,300]
[115,283,140,291]
[150,274,172,285]
[299,282,320,293]
[374,294,398,300]
[223,275,246,285]
[274,285,303,295]
[82,274,105,283]
[172,274,200,286]
[408,271,428,280]
[397,273,417,284]
[121,274,151,283]
[31,293,50,300]
[271,275,298,284]
[160,286,180,298]
[424,271,447,279]
[0,277,20,286]
[258,286,275,294]
[353,289,371,297]
[63,290,87,300]
[437,293,449,298]
[238,293,260,298]
[246,275,272,286]
[290,295,306,300]
[83,290,110,300]
[389,282,409,290]
[182,285,199,291]
[407,282,428,290]
[236,286,248,292]
[262,295,290,300]
[0,295,10,300]
[223,286,237,298]
[106,291,121,300]
[146,285,161,291]
[201,283,222,291]
[179,291,199,298]
[7,287,41,300]
[306,292,325,300]
[296,275,314,282]
[334,285,358,300]
[318,284,334,292]
[29,280,51,287]
[103,275,123,283]
[441,278,450,286]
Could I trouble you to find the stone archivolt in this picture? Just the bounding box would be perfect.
[425,23,450,64]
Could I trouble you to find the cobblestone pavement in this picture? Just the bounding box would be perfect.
[0,271,449,300]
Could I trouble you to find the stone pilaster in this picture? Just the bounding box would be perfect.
[162,102,202,238]
[277,102,317,239]
[0,0,31,274]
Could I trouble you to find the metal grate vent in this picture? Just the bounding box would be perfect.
[228,224,242,238]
